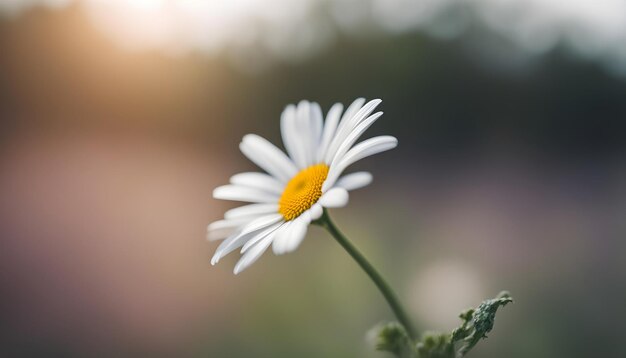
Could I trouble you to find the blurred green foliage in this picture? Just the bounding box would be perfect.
[376,292,512,358]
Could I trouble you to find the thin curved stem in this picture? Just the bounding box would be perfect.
[316,209,417,340]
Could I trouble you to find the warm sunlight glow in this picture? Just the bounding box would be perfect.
[124,0,164,11]
[1,0,626,72]
[81,0,320,59]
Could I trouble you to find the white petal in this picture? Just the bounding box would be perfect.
[211,229,255,265]
[334,172,373,191]
[207,217,250,241]
[224,203,279,220]
[324,99,364,164]
[309,203,323,220]
[207,218,249,232]
[324,136,397,191]
[212,213,283,266]
[296,100,315,167]
[207,227,237,241]
[316,103,343,162]
[324,99,381,164]
[230,172,284,195]
[271,221,292,255]
[342,99,382,134]
[342,136,398,166]
[233,231,276,274]
[272,212,310,255]
[319,187,349,208]
[281,104,308,169]
[329,111,383,168]
[282,214,310,254]
[241,222,283,253]
[292,100,324,167]
[237,213,284,238]
[213,185,278,203]
[240,134,297,182]
[339,98,366,131]
[310,102,323,143]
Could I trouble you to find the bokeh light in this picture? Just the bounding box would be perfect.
[1,1,625,357]
[1,0,626,73]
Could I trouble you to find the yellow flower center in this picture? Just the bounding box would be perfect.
[279,164,329,221]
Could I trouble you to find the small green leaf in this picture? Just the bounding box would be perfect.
[375,322,415,358]
[452,291,513,357]
[370,291,512,358]
[415,332,454,358]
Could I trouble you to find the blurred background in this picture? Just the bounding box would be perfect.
[1,1,625,357]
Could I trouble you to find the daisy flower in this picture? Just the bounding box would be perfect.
[208,98,397,274]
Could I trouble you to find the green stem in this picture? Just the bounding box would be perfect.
[316,209,417,340]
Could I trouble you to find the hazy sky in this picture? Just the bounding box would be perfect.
[2,0,625,74]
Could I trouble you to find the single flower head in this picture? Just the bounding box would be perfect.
[208,98,397,274]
